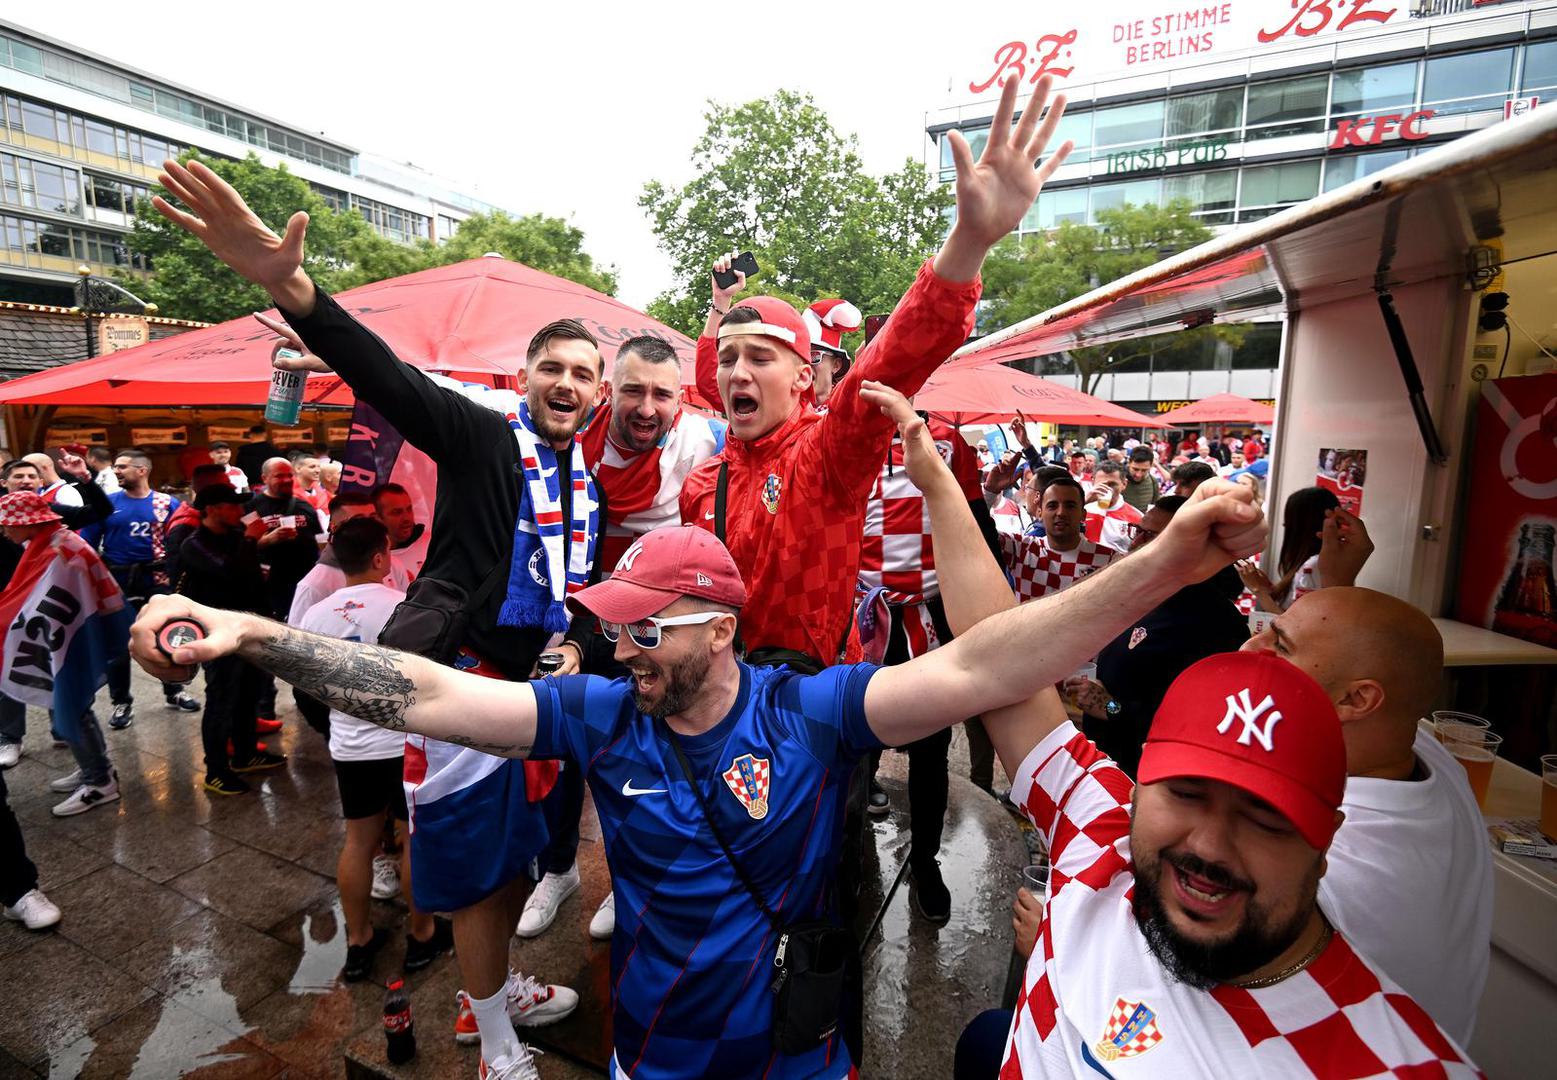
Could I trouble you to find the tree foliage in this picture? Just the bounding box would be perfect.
[640,91,952,341]
[123,153,617,323]
[979,200,1244,394]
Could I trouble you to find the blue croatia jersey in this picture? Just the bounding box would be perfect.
[79,490,180,565]
[530,661,882,1079]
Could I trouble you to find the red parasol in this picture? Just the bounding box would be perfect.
[913,363,1165,427]
[0,256,710,408]
[1154,393,1275,426]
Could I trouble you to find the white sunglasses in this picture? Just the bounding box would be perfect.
[600,611,730,649]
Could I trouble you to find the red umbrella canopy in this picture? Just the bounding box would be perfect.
[0,257,707,408]
[914,363,1165,427]
[1154,392,1275,426]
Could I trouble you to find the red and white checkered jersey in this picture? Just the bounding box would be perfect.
[1083,497,1141,554]
[997,534,1118,603]
[1001,722,1483,1079]
[857,418,983,607]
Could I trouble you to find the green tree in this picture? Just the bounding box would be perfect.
[427,211,617,296]
[121,152,379,323]
[979,200,1244,394]
[640,90,952,340]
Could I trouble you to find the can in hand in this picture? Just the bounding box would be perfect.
[155,616,207,661]
[536,651,566,676]
[265,348,306,425]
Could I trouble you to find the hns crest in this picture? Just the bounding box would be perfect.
[761,473,782,514]
[1096,997,1163,1061]
[722,753,771,820]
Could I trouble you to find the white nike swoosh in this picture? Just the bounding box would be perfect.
[622,780,667,797]
[704,511,715,520]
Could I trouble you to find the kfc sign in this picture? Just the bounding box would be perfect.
[964,0,1405,94]
[1329,110,1434,148]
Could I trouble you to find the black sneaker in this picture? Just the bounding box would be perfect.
[109,703,133,730]
[911,860,952,924]
[866,781,890,818]
[165,692,200,712]
[203,772,251,796]
[342,927,389,982]
[402,916,454,973]
[231,751,288,773]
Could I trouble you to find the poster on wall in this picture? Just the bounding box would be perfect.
[44,425,109,447]
[271,427,318,448]
[1315,447,1366,515]
[206,424,254,444]
[1454,373,1557,648]
[130,427,188,447]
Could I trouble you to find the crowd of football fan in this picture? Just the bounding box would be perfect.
[1,77,1489,1080]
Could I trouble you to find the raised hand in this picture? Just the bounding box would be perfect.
[1010,410,1031,448]
[983,451,1022,494]
[1318,507,1374,587]
[937,76,1072,280]
[709,251,748,314]
[252,313,332,373]
[56,451,89,481]
[1141,478,1267,588]
[152,159,316,312]
[859,380,947,494]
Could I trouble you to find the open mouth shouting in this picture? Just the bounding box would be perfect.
[728,391,759,421]
[1164,854,1252,923]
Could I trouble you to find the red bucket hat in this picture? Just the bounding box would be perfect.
[567,525,747,625]
[0,491,62,527]
[1138,652,1346,851]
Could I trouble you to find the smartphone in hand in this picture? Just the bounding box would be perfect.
[713,251,759,290]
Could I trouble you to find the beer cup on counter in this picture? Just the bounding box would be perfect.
[1430,711,1490,743]
[1441,727,1502,808]
[1541,755,1557,842]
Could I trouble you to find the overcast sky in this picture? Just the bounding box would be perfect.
[19,1,1016,307]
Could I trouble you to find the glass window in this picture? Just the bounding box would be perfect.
[32,161,76,213]
[1093,100,1164,150]
[20,101,60,141]
[37,227,70,257]
[1323,148,1409,191]
[1091,178,1162,217]
[1240,161,1320,213]
[1164,170,1238,221]
[1331,62,1417,118]
[1025,187,1088,230]
[8,41,43,77]
[1232,324,1283,370]
[1052,108,1093,163]
[1246,75,1328,140]
[1423,49,1514,115]
[1167,88,1243,138]
[84,120,115,155]
[1523,40,1557,94]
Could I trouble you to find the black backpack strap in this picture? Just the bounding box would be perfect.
[660,720,782,934]
[714,460,729,545]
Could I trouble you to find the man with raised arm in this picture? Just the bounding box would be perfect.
[125,372,1267,1078]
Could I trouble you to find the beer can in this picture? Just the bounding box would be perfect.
[265,349,306,425]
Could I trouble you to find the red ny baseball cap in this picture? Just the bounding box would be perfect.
[717,296,811,366]
[1138,652,1346,851]
[567,525,747,624]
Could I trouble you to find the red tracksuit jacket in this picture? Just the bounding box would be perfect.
[680,259,980,663]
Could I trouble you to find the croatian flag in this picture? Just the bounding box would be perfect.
[0,527,131,739]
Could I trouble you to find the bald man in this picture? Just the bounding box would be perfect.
[1245,587,1492,1045]
[24,452,82,509]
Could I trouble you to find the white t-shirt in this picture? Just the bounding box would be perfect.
[287,559,412,625]
[42,479,83,508]
[1320,727,1493,1046]
[1003,722,1479,1077]
[1282,554,1322,610]
[296,583,407,761]
[94,468,120,494]
[220,465,250,494]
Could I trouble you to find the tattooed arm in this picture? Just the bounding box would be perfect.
[128,595,539,757]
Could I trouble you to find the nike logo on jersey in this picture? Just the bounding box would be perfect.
[704,511,716,520]
[622,780,667,797]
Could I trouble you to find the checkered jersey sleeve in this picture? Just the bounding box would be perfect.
[771,663,885,767]
[1008,721,1134,894]
[528,673,622,766]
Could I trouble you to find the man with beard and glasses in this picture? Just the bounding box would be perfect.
[854,400,1476,1079]
[124,384,1283,1079]
[156,160,598,1079]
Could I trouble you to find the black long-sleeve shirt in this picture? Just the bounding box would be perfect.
[177,526,268,614]
[280,290,602,681]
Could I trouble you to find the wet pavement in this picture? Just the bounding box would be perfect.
[1,666,1030,1079]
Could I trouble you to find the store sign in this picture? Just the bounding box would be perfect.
[1329,110,1434,148]
[965,0,1404,94]
[44,425,110,447]
[1151,399,1274,413]
[130,426,187,447]
[96,316,149,355]
[1104,137,1229,175]
[271,427,317,448]
[326,423,352,444]
[1505,97,1540,120]
[206,424,253,444]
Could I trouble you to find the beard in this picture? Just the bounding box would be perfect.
[1131,846,1316,990]
[527,387,584,445]
[630,648,710,719]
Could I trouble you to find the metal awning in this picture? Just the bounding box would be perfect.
[949,103,1557,369]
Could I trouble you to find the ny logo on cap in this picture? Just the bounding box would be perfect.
[617,541,645,574]
[1217,689,1282,752]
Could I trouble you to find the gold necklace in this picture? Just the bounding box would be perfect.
[1229,919,1333,990]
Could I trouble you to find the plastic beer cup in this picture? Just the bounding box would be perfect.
[1541,755,1557,841]
[1442,728,1501,808]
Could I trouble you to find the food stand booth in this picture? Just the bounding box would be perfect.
[948,103,1557,1077]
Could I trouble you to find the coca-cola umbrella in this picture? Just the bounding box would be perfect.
[0,256,709,407]
[1155,392,1275,427]
[913,362,1165,427]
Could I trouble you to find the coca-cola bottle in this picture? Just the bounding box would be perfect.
[1492,522,1557,648]
[383,978,415,1064]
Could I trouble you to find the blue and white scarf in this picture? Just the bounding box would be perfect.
[500,400,600,633]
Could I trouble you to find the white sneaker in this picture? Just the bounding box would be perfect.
[48,768,84,793]
[478,1044,543,1080]
[0,741,19,769]
[506,971,579,1028]
[515,866,579,938]
[589,891,615,940]
[3,888,61,930]
[370,853,400,900]
[52,777,119,817]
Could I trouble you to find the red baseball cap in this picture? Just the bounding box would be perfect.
[1138,652,1346,851]
[567,525,747,624]
[717,296,811,366]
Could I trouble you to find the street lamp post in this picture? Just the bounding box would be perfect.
[71,265,156,359]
